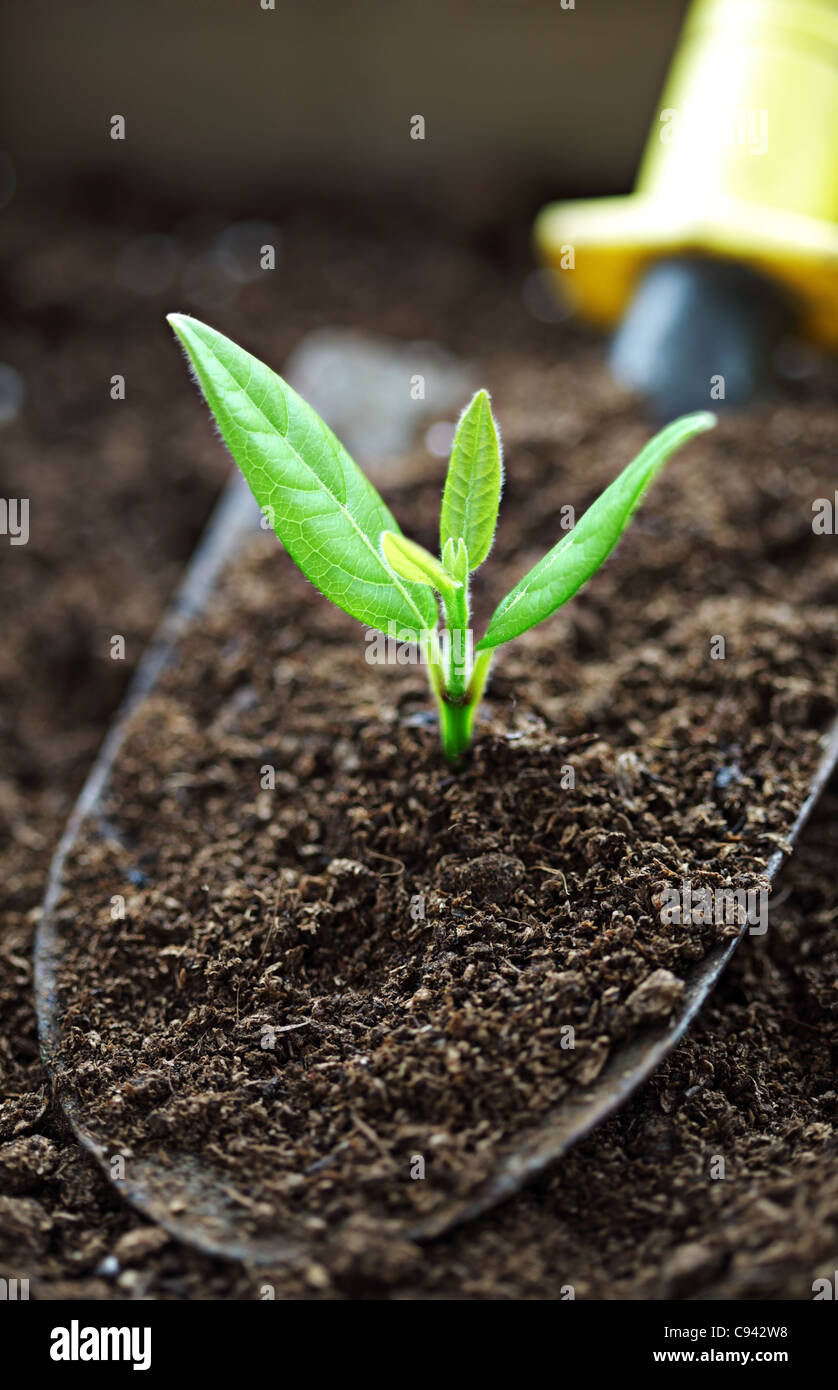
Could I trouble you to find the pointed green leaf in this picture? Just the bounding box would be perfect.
[167,315,437,636]
[476,411,716,651]
[440,389,503,571]
[381,531,459,599]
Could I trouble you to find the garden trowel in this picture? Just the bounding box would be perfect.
[537,0,838,417]
[35,465,838,1262]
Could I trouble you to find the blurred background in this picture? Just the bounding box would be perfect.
[4,0,687,213]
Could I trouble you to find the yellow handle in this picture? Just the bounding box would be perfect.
[638,0,838,224]
[535,0,838,346]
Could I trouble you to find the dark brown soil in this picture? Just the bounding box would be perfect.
[3,192,838,1298]
[50,345,838,1255]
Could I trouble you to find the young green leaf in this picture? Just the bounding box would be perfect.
[441,536,469,584]
[166,315,718,769]
[440,389,503,571]
[476,411,716,651]
[167,314,437,636]
[381,531,459,599]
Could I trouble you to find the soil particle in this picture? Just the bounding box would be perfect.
[0,1134,58,1193]
[112,1226,171,1265]
[0,1195,53,1259]
[660,1241,728,1298]
[626,969,685,1024]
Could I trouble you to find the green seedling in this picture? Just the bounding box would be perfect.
[168,314,715,766]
